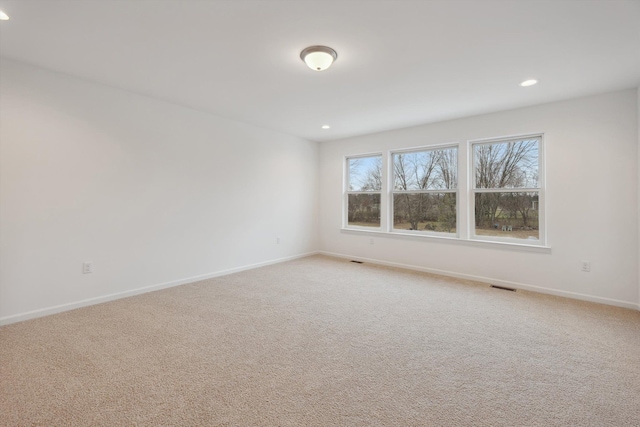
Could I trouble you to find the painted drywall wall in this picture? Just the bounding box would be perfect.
[638,86,640,307]
[319,89,639,309]
[0,59,319,323]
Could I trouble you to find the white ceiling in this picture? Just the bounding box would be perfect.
[0,0,639,142]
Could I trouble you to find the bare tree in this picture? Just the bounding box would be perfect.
[474,140,537,227]
[348,157,381,225]
[393,149,457,231]
[438,148,458,190]
[348,158,362,191]
[361,157,382,191]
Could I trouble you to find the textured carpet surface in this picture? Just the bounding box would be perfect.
[1,255,639,426]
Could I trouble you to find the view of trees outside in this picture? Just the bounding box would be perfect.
[473,138,540,240]
[392,148,457,233]
[345,137,541,241]
[347,156,382,227]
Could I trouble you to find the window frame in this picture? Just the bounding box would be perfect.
[344,152,384,231]
[468,133,545,246]
[340,133,548,252]
[389,143,460,237]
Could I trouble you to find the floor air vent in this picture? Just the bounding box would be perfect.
[490,285,517,292]
[350,260,364,264]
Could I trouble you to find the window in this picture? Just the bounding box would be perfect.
[471,135,543,243]
[345,155,382,228]
[391,146,457,234]
[342,133,546,248]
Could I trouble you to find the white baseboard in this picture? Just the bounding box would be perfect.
[319,251,640,311]
[3,250,636,326]
[0,251,320,326]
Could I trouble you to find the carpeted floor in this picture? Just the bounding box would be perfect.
[1,255,639,426]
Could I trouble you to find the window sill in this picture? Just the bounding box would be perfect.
[340,228,551,253]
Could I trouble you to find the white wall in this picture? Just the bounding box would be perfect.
[0,59,319,324]
[319,89,639,309]
[638,87,640,307]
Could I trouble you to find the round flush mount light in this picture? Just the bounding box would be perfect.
[321,125,331,129]
[520,79,538,87]
[0,10,10,20]
[300,46,337,71]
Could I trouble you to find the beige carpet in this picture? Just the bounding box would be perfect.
[1,255,639,426]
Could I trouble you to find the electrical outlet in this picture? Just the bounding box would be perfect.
[277,236,281,244]
[369,238,374,245]
[83,262,93,274]
[581,261,591,272]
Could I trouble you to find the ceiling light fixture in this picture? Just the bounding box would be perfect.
[0,10,10,20]
[520,79,538,87]
[321,125,331,129]
[300,46,337,71]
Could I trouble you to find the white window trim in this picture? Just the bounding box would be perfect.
[340,227,551,253]
[344,152,383,231]
[341,134,549,252]
[388,143,459,238]
[468,133,546,246]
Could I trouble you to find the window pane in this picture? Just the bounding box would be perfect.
[393,148,457,191]
[348,193,381,227]
[348,156,382,191]
[474,139,538,189]
[474,192,539,240]
[393,193,456,233]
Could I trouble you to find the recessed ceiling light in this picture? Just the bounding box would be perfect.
[300,46,338,71]
[520,79,538,87]
[321,125,331,129]
[0,11,10,20]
